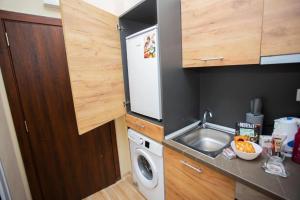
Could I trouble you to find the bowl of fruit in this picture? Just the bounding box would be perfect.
[231,136,262,160]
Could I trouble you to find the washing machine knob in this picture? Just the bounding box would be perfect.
[139,138,144,145]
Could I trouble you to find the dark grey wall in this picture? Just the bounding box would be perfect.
[158,0,200,135]
[119,0,157,24]
[198,63,300,134]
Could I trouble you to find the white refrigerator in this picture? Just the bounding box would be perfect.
[126,25,162,120]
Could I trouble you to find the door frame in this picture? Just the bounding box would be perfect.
[0,10,120,199]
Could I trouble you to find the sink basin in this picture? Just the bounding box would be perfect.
[173,127,234,158]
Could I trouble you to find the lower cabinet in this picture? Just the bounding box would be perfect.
[125,114,164,143]
[236,182,272,200]
[164,147,235,200]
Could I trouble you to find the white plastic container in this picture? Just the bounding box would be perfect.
[273,117,300,157]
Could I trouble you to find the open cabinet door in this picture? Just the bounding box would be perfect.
[60,0,125,134]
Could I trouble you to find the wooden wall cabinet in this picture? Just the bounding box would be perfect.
[164,147,235,200]
[60,0,125,135]
[261,0,300,56]
[181,0,264,68]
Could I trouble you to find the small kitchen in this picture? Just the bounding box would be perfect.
[114,0,300,200]
[0,0,299,200]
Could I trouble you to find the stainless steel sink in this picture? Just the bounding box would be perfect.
[173,127,234,158]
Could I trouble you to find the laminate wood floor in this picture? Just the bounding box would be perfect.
[83,174,145,200]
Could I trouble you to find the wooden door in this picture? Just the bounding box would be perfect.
[164,147,235,200]
[261,0,300,56]
[2,18,120,200]
[60,0,125,135]
[181,0,263,68]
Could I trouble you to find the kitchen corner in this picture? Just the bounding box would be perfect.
[164,135,300,200]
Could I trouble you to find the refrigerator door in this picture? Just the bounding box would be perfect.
[126,26,162,120]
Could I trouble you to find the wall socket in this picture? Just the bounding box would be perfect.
[297,89,300,102]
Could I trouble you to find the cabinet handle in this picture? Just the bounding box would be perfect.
[180,160,202,173]
[134,123,145,129]
[200,57,224,61]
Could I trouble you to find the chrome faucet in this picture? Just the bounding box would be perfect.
[200,109,213,128]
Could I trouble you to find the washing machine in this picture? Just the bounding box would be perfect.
[128,129,164,200]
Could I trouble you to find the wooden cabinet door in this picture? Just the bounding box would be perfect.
[164,147,235,200]
[3,19,120,199]
[261,0,300,56]
[181,0,263,68]
[60,0,125,134]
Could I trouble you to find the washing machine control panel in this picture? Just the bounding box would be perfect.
[145,141,150,148]
[128,129,163,157]
[138,138,150,148]
[139,138,144,145]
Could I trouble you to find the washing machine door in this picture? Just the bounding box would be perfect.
[133,148,158,189]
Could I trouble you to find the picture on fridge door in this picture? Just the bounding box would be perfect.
[144,32,156,58]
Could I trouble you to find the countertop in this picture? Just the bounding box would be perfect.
[163,139,300,200]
